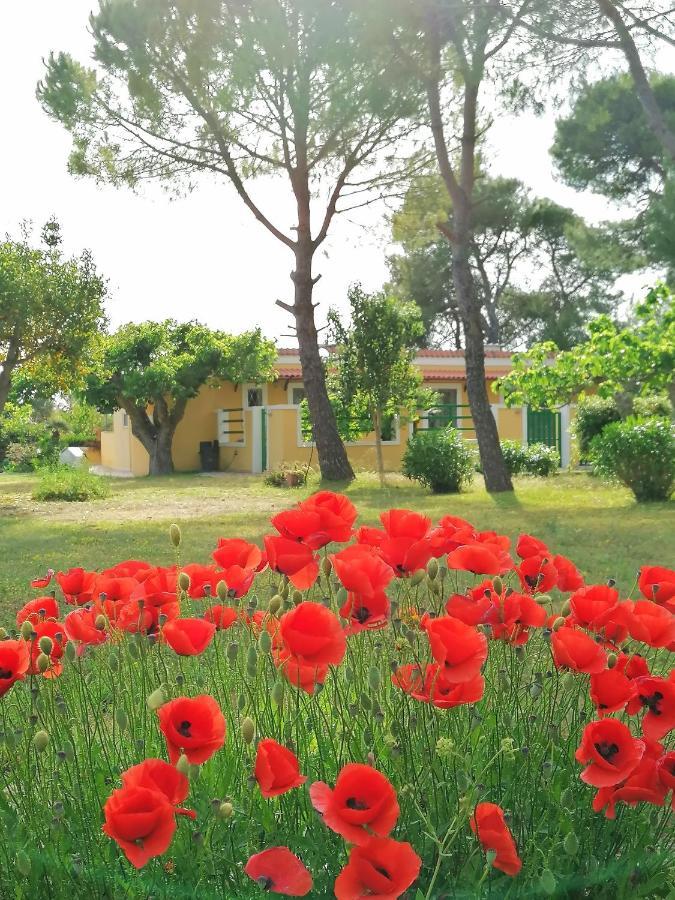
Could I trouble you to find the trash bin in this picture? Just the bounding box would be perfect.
[199,440,219,472]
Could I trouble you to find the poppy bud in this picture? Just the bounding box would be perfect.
[561,672,576,691]
[53,801,64,820]
[563,831,578,856]
[336,587,349,608]
[268,595,282,615]
[344,666,354,683]
[258,630,272,654]
[147,687,167,711]
[115,707,128,731]
[560,600,571,617]
[178,571,191,592]
[217,801,233,819]
[502,712,513,730]
[410,570,425,586]
[176,753,190,776]
[271,679,284,705]
[515,646,526,661]
[63,740,74,763]
[20,620,35,640]
[560,787,574,808]
[498,670,510,691]
[15,850,31,877]
[280,582,290,600]
[292,590,303,606]
[360,691,372,711]
[238,693,247,711]
[551,616,566,632]
[248,595,258,610]
[108,651,119,672]
[36,652,50,673]
[64,641,77,663]
[33,729,50,752]
[485,850,497,868]
[227,642,239,662]
[547,724,559,741]
[247,644,258,667]
[0,627,7,640]
[368,667,381,691]
[436,737,454,759]
[607,652,617,669]
[427,558,439,580]
[213,580,226,602]
[539,869,556,896]
[321,557,332,577]
[241,717,255,745]
[169,523,181,547]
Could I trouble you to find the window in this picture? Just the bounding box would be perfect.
[429,389,458,429]
[122,412,129,428]
[247,388,263,408]
[290,387,306,406]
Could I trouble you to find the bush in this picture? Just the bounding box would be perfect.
[264,461,311,488]
[32,465,111,502]
[402,426,474,493]
[499,440,560,477]
[632,393,673,420]
[572,396,621,458]
[0,402,60,471]
[590,417,675,502]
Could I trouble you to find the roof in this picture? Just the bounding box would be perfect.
[421,368,511,381]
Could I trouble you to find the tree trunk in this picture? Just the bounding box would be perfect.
[373,406,386,488]
[0,367,13,419]
[148,425,175,475]
[0,339,21,418]
[292,241,354,482]
[595,0,675,159]
[125,403,175,476]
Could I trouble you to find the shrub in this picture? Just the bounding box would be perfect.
[632,393,673,420]
[264,461,310,488]
[479,441,560,477]
[32,465,111,502]
[0,403,60,471]
[590,417,675,502]
[572,396,621,458]
[402,426,474,493]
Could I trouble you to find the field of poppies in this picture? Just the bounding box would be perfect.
[0,490,673,898]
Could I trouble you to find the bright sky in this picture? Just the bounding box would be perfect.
[1,2,670,343]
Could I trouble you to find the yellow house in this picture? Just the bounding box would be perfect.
[100,348,571,476]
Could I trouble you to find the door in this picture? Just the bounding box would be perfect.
[527,409,561,460]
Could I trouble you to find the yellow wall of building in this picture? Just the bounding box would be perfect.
[496,407,523,441]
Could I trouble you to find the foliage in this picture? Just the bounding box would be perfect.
[402,426,474,493]
[497,441,561,477]
[32,465,111,502]
[0,496,672,896]
[389,174,637,349]
[263,461,311,489]
[0,403,60,471]
[499,285,675,409]
[590,417,675,502]
[632,393,673,420]
[0,219,107,415]
[327,286,433,484]
[573,396,622,458]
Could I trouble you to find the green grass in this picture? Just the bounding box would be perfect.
[0,470,673,620]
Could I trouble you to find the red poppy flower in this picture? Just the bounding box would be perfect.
[244,847,313,897]
[244,610,282,643]
[157,695,226,765]
[569,584,620,629]
[30,569,54,589]
[64,607,108,648]
[391,663,426,698]
[212,537,263,570]
[56,567,97,605]
[102,785,177,869]
[575,718,645,787]
[627,600,675,648]
[279,602,346,668]
[180,563,222,599]
[93,574,138,604]
[27,620,66,677]
[482,590,547,645]
[551,626,607,674]
[254,738,306,798]
[593,743,667,819]
[272,491,357,548]
[131,567,178,605]
[310,763,399,845]
[334,836,421,900]
[121,758,193,809]
[203,605,238,630]
[553,554,584,592]
[273,648,329,695]
[162,618,216,656]
[638,565,675,612]
[475,530,511,554]
[618,653,651,680]
[470,802,522,877]
[516,554,557,594]
[589,667,636,716]
[429,515,476,556]
[447,542,511,576]
[424,616,488,683]
[357,509,433,576]
[656,751,675,809]
[516,533,549,559]
[419,666,485,709]
[340,591,390,633]
[626,675,675,742]
[332,544,394,598]
[263,535,319,590]
[16,595,59,626]
[445,582,493,626]
[102,559,151,578]
[0,640,30,697]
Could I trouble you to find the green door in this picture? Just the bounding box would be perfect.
[527,409,561,460]
[260,408,268,472]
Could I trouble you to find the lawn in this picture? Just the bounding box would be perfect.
[1,470,673,619]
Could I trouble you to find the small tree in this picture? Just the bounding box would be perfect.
[498,285,675,410]
[84,321,276,475]
[327,285,431,487]
[0,219,107,417]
